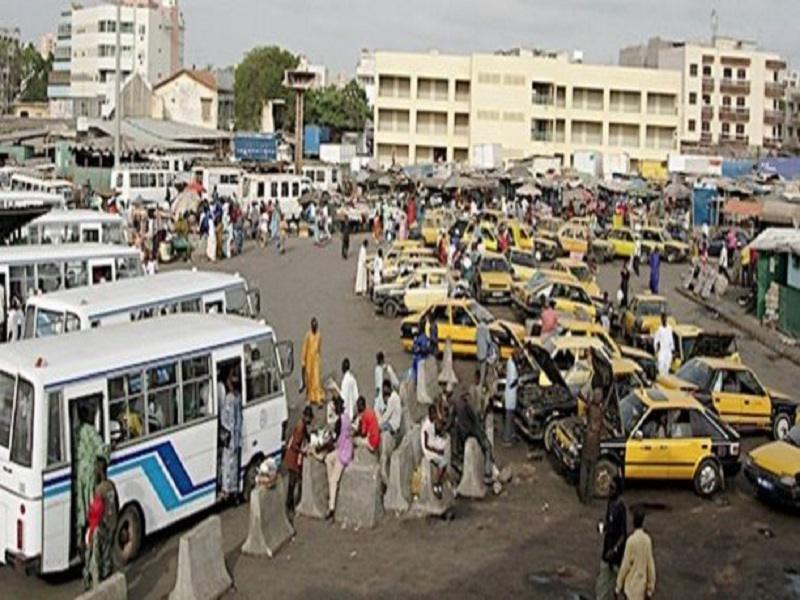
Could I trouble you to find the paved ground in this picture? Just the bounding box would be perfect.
[4,233,800,599]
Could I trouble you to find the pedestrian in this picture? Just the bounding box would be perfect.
[616,509,656,600]
[206,215,217,262]
[421,404,449,498]
[341,218,350,260]
[540,298,559,337]
[6,297,22,342]
[373,351,398,411]
[653,313,675,376]
[300,318,324,405]
[475,320,491,387]
[595,475,627,600]
[578,387,603,504]
[354,396,380,452]
[377,380,402,437]
[355,240,368,295]
[740,244,751,287]
[219,365,243,500]
[619,262,630,308]
[285,406,313,517]
[340,358,359,421]
[503,350,519,445]
[324,396,352,520]
[84,456,117,589]
[372,248,384,295]
[719,242,729,280]
[632,237,641,277]
[649,247,661,294]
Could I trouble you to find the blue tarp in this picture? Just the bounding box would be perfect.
[234,133,277,161]
[692,183,719,228]
[758,157,800,181]
[721,159,755,179]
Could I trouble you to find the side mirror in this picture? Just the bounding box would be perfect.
[276,340,294,379]
[634,430,644,441]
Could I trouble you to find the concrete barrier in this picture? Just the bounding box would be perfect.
[335,448,384,528]
[410,457,454,517]
[241,477,295,558]
[384,433,414,513]
[416,356,438,405]
[408,423,422,467]
[379,430,395,486]
[438,339,458,392]
[169,515,232,600]
[456,438,487,499]
[75,572,127,600]
[296,456,328,519]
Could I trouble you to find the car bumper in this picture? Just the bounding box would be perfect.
[744,463,800,507]
[481,288,511,303]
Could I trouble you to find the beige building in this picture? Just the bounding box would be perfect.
[622,37,788,153]
[373,49,681,169]
[152,69,218,130]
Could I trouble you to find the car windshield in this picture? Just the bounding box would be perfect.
[676,359,715,389]
[469,301,495,323]
[511,252,536,267]
[642,230,662,241]
[618,392,647,436]
[569,264,591,282]
[636,300,666,316]
[482,258,509,272]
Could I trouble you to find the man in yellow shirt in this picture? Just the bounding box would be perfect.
[616,509,656,600]
[300,317,324,405]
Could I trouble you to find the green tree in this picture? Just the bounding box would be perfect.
[19,44,51,102]
[305,80,370,134]
[234,46,298,131]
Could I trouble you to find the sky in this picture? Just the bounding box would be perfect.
[8,0,800,76]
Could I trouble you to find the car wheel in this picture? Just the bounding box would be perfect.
[113,504,143,568]
[693,458,722,497]
[543,419,558,453]
[772,412,792,441]
[593,458,619,499]
[383,299,400,319]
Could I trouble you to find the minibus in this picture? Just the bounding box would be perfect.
[240,173,311,220]
[9,174,74,205]
[109,167,177,208]
[21,210,127,245]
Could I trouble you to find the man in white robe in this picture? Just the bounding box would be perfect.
[653,313,675,377]
[355,241,368,295]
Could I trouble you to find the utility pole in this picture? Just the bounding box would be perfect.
[114,0,122,168]
[283,68,315,172]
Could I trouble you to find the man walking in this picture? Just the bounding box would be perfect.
[285,406,313,517]
[595,475,627,600]
[85,457,117,589]
[341,218,350,260]
[653,313,674,377]
[616,509,656,600]
[649,248,661,295]
[503,350,519,445]
[301,318,324,405]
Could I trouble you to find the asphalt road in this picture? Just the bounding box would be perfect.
[3,234,799,599]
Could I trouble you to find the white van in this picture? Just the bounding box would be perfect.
[110,167,177,208]
[240,173,311,220]
[22,270,260,339]
[0,313,292,573]
[22,210,127,245]
[9,174,74,205]
[191,166,242,199]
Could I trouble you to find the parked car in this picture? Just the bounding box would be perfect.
[372,267,467,317]
[639,226,690,263]
[474,252,514,304]
[621,293,674,350]
[670,326,739,372]
[743,424,800,509]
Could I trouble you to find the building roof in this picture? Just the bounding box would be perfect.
[78,117,231,154]
[154,69,217,92]
[750,227,800,254]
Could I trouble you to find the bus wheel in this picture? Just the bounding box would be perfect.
[113,504,143,568]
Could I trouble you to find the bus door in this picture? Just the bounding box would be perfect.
[80,223,102,243]
[88,258,114,285]
[215,356,243,496]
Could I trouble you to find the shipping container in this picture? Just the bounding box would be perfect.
[320,143,357,165]
[234,134,278,162]
[304,125,331,157]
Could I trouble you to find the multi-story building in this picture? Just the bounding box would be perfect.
[784,72,800,151]
[39,33,56,59]
[47,0,184,119]
[373,49,681,169]
[621,37,788,153]
[355,49,376,107]
[0,27,22,115]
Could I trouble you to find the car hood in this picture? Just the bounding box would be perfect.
[524,340,572,394]
[655,373,697,392]
[749,441,800,477]
[481,272,513,286]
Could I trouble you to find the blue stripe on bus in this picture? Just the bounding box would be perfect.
[89,283,239,319]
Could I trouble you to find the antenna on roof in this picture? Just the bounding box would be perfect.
[710,9,719,45]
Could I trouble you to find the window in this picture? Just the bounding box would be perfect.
[690,410,723,439]
[146,363,179,432]
[280,182,289,197]
[201,98,212,122]
[736,97,745,108]
[639,409,669,439]
[10,379,34,467]
[65,312,81,333]
[0,372,14,448]
[689,92,697,105]
[36,309,64,338]
[116,173,123,188]
[108,372,145,444]
[668,410,694,438]
[38,261,63,293]
[723,67,732,79]
[270,182,278,197]
[689,64,698,77]
[451,306,473,327]
[429,304,450,325]
[703,94,711,105]
[722,96,731,107]
[688,119,696,132]
[315,170,325,183]
[701,121,710,132]
[736,124,745,135]
[553,350,576,372]
[224,286,248,316]
[292,182,299,197]
[702,65,712,77]
[721,123,730,134]
[180,298,202,313]
[10,265,35,302]
[736,370,764,396]
[257,182,265,198]
[47,392,65,466]
[181,355,212,422]
[737,68,746,80]
[245,339,281,403]
[130,173,141,187]
[332,169,338,183]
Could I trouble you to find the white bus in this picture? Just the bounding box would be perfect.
[240,173,311,220]
[0,192,66,211]
[191,166,242,199]
[302,164,339,194]
[0,313,292,573]
[22,270,261,339]
[110,167,177,208]
[0,244,143,313]
[9,174,74,206]
[21,210,127,246]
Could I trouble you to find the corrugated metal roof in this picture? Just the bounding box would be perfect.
[750,226,800,253]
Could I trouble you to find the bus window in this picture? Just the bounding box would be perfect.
[91,264,113,284]
[281,182,289,197]
[224,286,248,316]
[332,169,338,183]
[108,372,145,444]
[10,265,35,301]
[47,391,65,466]
[205,300,223,314]
[270,182,278,197]
[82,228,100,243]
[0,372,14,448]
[116,173,123,188]
[65,312,81,333]
[180,298,201,313]
[292,182,299,197]
[116,257,133,279]
[36,309,65,338]
[257,182,265,198]
[130,173,140,188]
[147,363,178,432]
[66,261,88,289]
[10,378,34,467]
[245,338,281,403]
[181,355,212,422]
[38,261,63,293]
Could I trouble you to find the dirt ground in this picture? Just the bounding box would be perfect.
[3,233,799,599]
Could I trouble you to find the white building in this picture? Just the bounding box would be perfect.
[152,69,218,129]
[47,0,184,119]
[39,33,56,59]
[356,49,376,107]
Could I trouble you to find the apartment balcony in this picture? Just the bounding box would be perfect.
[764,109,785,126]
[719,78,750,95]
[720,133,749,145]
[702,77,715,93]
[453,125,470,137]
[765,81,787,98]
[763,137,783,149]
[719,107,750,123]
[766,59,787,71]
[701,106,714,120]
[700,132,713,144]
[531,130,553,142]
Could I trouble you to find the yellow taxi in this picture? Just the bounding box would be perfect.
[381,255,440,283]
[670,325,739,372]
[559,318,658,381]
[551,387,741,497]
[420,210,455,246]
[503,220,533,251]
[529,336,607,393]
[400,299,524,358]
[576,358,648,418]
[743,425,800,509]
[640,226,690,263]
[557,222,614,261]
[535,216,564,241]
[461,222,499,252]
[551,257,602,299]
[606,227,638,258]
[369,242,433,272]
[474,252,514,304]
[372,267,462,317]
[658,357,798,440]
[512,273,597,322]
[621,293,674,348]
[507,248,539,281]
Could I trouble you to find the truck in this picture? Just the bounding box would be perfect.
[304,125,331,157]
[234,134,278,162]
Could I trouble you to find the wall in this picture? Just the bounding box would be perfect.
[153,74,218,129]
